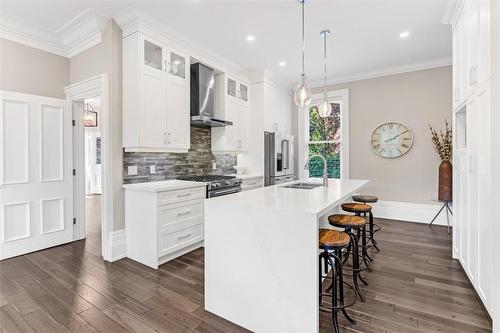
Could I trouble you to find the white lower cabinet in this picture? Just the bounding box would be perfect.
[124,183,205,269]
[241,176,264,191]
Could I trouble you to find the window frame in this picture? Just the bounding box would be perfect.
[298,88,349,180]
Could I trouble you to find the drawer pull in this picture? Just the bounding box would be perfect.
[177,211,191,217]
[177,193,192,198]
[177,233,192,240]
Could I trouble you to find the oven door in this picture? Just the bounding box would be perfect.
[208,186,242,198]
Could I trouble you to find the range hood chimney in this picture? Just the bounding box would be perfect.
[190,63,232,127]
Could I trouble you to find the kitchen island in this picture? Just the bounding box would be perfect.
[204,178,369,333]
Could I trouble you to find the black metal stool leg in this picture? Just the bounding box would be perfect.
[369,211,380,252]
[334,250,356,325]
[347,231,365,302]
[326,255,340,333]
[362,225,373,267]
[319,251,324,305]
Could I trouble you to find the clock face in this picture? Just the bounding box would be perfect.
[370,122,414,158]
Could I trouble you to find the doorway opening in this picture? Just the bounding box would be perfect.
[83,97,103,254]
[65,74,113,261]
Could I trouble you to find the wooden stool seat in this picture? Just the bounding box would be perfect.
[319,229,350,248]
[341,202,372,213]
[352,195,378,203]
[328,214,366,228]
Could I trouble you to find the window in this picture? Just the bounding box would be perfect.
[300,89,349,179]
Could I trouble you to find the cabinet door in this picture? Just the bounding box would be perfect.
[466,0,480,91]
[238,82,248,103]
[227,77,237,99]
[166,49,190,150]
[141,36,168,148]
[224,97,240,151]
[235,101,249,151]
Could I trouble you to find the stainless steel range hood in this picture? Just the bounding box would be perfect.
[190,63,232,127]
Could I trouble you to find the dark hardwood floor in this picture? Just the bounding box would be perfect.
[0,196,492,332]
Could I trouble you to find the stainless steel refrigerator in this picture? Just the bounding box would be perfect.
[264,131,295,186]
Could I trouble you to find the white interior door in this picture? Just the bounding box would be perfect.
[0,90,73,260]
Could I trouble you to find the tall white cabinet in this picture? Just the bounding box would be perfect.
[123,32,190,153]
[450,0,493,315]
[211,74,250,153]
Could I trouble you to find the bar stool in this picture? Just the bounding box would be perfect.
[327,214,368,303]
[319,229,357,333]
[352,195,381,252]
[340,203,373,264]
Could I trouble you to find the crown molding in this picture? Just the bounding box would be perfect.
[113,8,250,82]
[0,13,67,56]
[310,57,452,88]
[0,9,109,58]
[248,69,294,94]
[56,8,109,58]
[442,0,464,26]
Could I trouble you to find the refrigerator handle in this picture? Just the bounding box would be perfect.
[281,139,289,170]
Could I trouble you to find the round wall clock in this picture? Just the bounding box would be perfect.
[370,122,414,158]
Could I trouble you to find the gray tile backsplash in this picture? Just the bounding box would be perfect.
[123,127,237,184]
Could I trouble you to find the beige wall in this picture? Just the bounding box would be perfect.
[70,20,124,231]
[0,38,69,98]
[310,66,452,204]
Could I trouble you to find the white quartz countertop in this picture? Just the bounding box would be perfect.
[122,180,207,192]
[208,178,369,216]
[227,174,264,180]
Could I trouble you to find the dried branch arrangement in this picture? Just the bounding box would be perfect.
[429,120,452,162]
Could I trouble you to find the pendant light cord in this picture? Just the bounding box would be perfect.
[301,0,305,76]
[323,32,327,97]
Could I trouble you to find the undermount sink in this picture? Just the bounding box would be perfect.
[281,182,324,189]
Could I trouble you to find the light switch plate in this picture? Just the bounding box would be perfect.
[212,162,217,170]
[128,165,137,175]
[150,165,156,174]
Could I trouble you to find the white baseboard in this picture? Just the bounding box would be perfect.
[107,229,126,262]
[370,200,452,227]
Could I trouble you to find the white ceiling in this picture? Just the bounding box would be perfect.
[0,0,452,86]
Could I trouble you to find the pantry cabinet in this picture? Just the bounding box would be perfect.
[123,32,190,152]
[212,73,250,153]
[451,0,493,315]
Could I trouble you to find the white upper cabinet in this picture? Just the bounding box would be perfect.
[212,73,250,153]
[123,32,190,153]
[453,0,491,109]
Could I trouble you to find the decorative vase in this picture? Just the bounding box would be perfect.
[438,161,452,202]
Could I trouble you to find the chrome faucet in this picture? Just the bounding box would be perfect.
[304,154,328,187]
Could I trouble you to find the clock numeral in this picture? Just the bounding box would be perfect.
[402,143,409,148]
[388,123,393,129]
[373,144,380,150]
[403,137,411,141]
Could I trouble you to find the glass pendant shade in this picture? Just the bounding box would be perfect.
[317,99,332,117]
[294,74,312,107]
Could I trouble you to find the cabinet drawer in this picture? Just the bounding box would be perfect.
[157,187,205,205]
[242,178,264,190]
[158,200,204,230]
[159,223,203,257]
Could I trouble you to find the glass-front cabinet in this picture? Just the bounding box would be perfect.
[239,83,248,102]
[144,39,164,71]
[169,51,186,79]
[227,78,237,98]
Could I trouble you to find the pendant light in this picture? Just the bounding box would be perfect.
[317,30,332,117]
[293,0,312,107]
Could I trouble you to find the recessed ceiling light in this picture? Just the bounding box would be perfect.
[279,61,287,67]
[246,35,255,42]
[399,31,410,39]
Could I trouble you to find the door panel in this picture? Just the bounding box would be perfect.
[0,91,73,260]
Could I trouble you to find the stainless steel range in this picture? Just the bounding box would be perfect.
[177,175,242,198]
